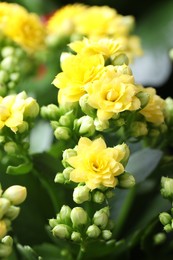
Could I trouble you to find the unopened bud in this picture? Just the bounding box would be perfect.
[59,111,74,127]
[75,116,95,137]
[94,118,109,131]
[49,218,60,228]
[73,185,90,204]
[0,198,10,219]
[4,205,20,220]
[118,172,135,189]
[54,126,71,140]
[164,223,172,233]
[79,94,96,117]
[52,224,71,239]
[102,230,112,240]
[24,98,39,118]
[59,205,71,225]
[159,212,172,226]
[71,231,82,242]
[112,53,129,66]
[54,173,65,184]
[136,91,150,109]
[41,104,61,120]
[62,167,73,180]
[62,149,77,167]
[153,232,166,245]
[115,143,130,166]
[4,142,18,155]
[70,207,88,227]
[86,224,101,238]
[1,47,15,58]
[92,191,105,204]
[18,122,29,133]
[1,236,13,247]
[93,208,109,229]
[3,185,27,205]
[130,121,148,137]
[0,220,7,239]
[161,176,173,200]
[1,56,17,71]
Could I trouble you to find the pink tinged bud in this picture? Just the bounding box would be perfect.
[2,186,27,205]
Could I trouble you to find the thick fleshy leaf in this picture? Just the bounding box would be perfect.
[6,161,33,175]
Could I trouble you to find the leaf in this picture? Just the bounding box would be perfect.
[16,244,42,260]
[132,0,173,86]
[126,148,163,184]
[6,161,33,175]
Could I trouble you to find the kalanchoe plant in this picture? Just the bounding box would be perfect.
[1,1,173,260]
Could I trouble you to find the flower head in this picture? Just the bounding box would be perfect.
[67,137,128,190]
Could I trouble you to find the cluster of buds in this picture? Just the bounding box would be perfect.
[49,206,114,243]
[0,184,26,258]
[0,36,27,96]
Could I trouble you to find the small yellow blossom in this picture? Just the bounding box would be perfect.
[85,65,141,121]
[0,220,7,239]
[0,91,39,133]
[0,3,45,53]
[67,137,128,190]
[46,4,87,36]
[53,53,105,103]
[139,87,165,125]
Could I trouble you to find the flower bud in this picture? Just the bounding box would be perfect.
[153,232,166,245]
[54,126,71,140]
[59,205,71,225]
[94,118,109,131]
[59,111,74,127]
[1,236,13,247]
[73,186,90,204]
[102,230,112,240]
[0,243,12,258]
[93,208,109,229]
[115,143,130,166]
[118,172,135,189]
[71,231,82,242]
[163,223,172,233]
[86,224,101,238]
[105,190,114,199]
[0,198,10,219]
[70,207,88,227]
[62,149,77,167]
[0,220,7,239]
[0,71,9,83]
[24,98,39,118]
[17,121,29,133]
[52,224,72,239]
[1,47,15,58]
[3,185,27,206]
[159,212,172,226]
[79,94,96,117]
[4,205,20,220]
[1,56,17,71]
[4,142,18,155]
[92,191,105,204]
[164,97,173,125]
[115,64,132,75]
[41,104,61,120]
[130,121,148,137]
[136,91,150,109]
[54,173,65,184]
[75,116,95,137]
[62,167,73,180]
[161,177,173,200]
[49,218,60,228]
[112,53,129,66]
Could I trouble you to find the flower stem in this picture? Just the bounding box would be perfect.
[76,244,85,260]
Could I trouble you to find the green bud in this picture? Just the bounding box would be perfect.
[54,126,71,140]
[62,149,77,167]
[0,198,10,219]
[59,205,72,225]
[79,94,96,117]
[3,185,27,206]
[4,205,20,220]
[102,230,112,240]
[71,231,82,242]
[93,208,109,229]
[113,118,125,127]
[105,190,114,199]
[1,47,15,58]
[136,91,150,109]
[153,232,166,245]
[161,176,173,200]
[112,53,129,66]
[1,56,17,71]
[75,116,95,137]
[4,142,18,155]
[130,121,148,137]
[52,224,72,239]
[41,104,61,120]
[92,191,105,204]
[164,97,173,125]
[149,129,160,137]
[10,72,20,82]
[164,223,172,233]
[54,173,65,184]
[49,218,60,228]
[50,121,60,130]
[118,172,135,189]
[115,64,132,75]
[159,212,172,226]
[86,224,101,238]
[7,81,16,89]
[169,48,173,60]
[0,71,9,83]
[70,207,88,227]
[73,186,90,204]
[62,167,73,180]
[24,98,39,118]
[17,121,29,133]
[59,111,74,127]
[0,220,7,239]
[1,236,13,247]
[94,118,109,131]
[0,243,12,258]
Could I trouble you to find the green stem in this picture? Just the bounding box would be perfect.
[114,187,136,238]
[76,244,85,260]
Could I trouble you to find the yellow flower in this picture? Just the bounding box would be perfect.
[0,3,45,53]
[0,91,39,132]
[53,53,105,103]
[67,137,127,190]
[85,65,141,121]
[139,87,165,125]
[46,4,87,36]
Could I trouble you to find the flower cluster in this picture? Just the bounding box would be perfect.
[0,184,26,258]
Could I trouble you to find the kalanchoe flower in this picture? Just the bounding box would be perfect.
[67,137,129,190]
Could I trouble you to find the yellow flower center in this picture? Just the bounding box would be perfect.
[106,89,118,102]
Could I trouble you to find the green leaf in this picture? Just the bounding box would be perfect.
[6,161,33,175]
[126,148,163,184]
[16,244,42,260]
